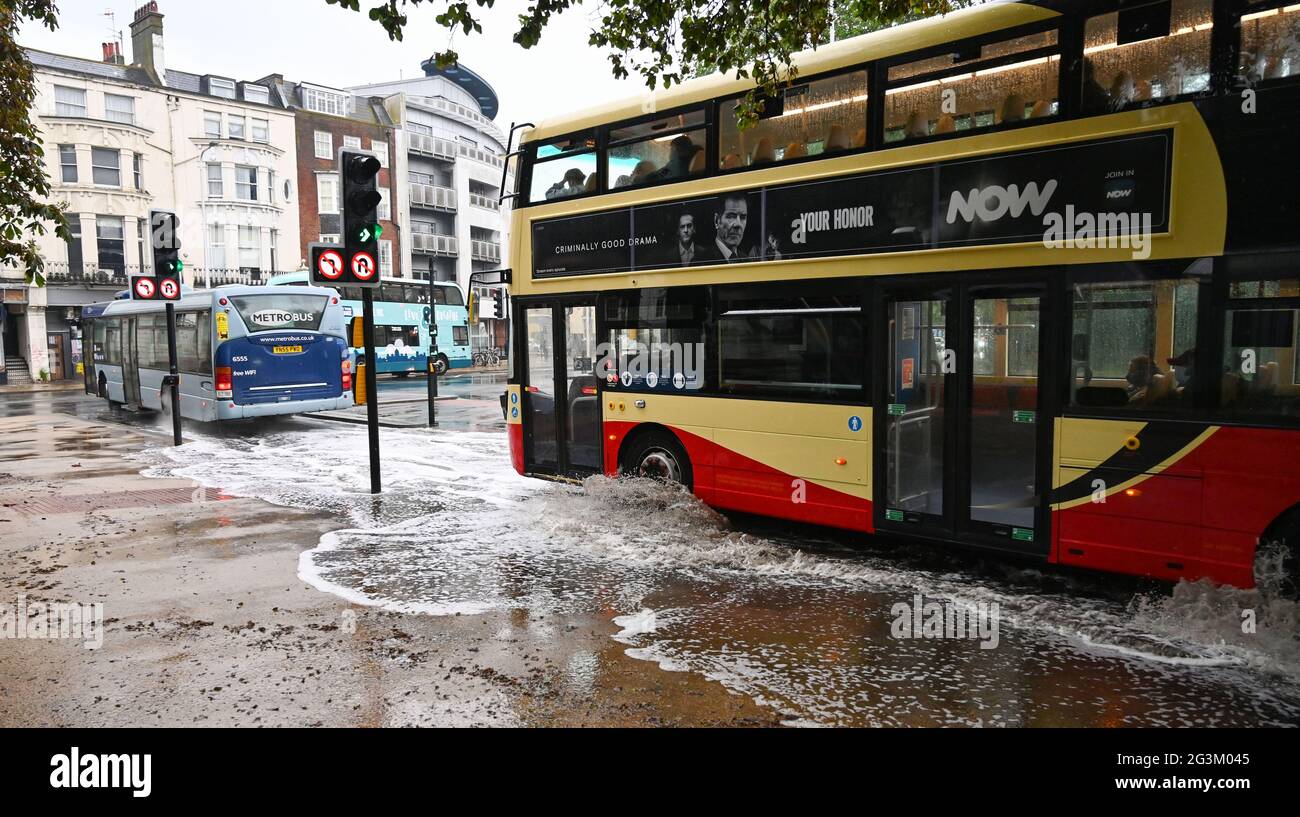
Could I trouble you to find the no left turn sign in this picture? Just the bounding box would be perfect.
[317,249,344,280]
[133,277,156,300]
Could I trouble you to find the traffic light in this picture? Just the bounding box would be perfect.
[491,287,506,320]
[341,148,383,287]
[135,209,182,301]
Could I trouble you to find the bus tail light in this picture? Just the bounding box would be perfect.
[215,366,233,398]
[342,360,352,391]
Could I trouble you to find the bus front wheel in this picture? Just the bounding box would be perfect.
[433,355,449,377]
[1258,505,1300,598]
[622,429,693,490]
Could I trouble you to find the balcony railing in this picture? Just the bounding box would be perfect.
[457,143,503,168]
[406,131,457,161]
[40,264,279,289]
[468,192,500,211]
[411,233,458,257]
[470,240,501,263]
[409,182,457,211]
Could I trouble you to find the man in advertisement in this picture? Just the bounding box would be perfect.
[700,193,758,263]
[673,213,706,266]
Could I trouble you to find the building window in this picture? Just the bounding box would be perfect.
[204,110,222,138]
[317,172,339,214]
[54,85,86,117]
[301,85,349,116]
[207,224,226,268]
[379,240,393,276]
[270,229,279,272]
[238,226,261,269]
[250,118,269,142]
[133,152,143,190]
[209,77,237,99]
[266,170,275,204]
[206,163,223,198]
[59,145,77,183]
[235,165,258,201]
[104,93,135,125]
[243,84,270,104]
[343,135,361,149]
[378,187,391,220]
[96,216,125,273]
[67,215,83,274]
[228,115,245,140]
[136,218,147,273]
[371,139,389,167]
[314,130,332,160]
[91,147,120,186]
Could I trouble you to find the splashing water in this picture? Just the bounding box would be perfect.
[136,425,1300,725]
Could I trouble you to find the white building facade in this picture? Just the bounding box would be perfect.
[0,2,298,384]
[350,61,513,351]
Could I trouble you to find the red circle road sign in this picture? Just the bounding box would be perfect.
[133,277,156,299]
[351,251,377,281]
[317,249,344,280]
[159,278,180,299]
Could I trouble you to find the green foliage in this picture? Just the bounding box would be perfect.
[1,0,70,287]
[325,0,954,128]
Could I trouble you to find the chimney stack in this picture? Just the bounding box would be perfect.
[129,2,165,85]
[101,42,124,65]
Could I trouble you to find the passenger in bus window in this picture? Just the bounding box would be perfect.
[647,135,702,183]
[545,167,586,199]
[630,160,657,186]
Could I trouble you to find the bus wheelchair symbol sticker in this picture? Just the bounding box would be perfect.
[848,415,863,432]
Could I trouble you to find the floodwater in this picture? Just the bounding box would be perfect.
[134,416,1300,727]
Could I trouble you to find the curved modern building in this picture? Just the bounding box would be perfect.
[350,59,513,352]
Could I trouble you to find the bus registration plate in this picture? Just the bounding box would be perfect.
[272,345,303,355]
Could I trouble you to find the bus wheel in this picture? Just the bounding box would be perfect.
[622,430,693,490]
[1258,506,1300,598]
[395,371,411,379]
[434,355,449,377]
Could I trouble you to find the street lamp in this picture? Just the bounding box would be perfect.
[198,141,219,289]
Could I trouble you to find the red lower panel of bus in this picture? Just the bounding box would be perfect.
[1052,425,1300,588]
[602,421,873,533]
[507,422,525,475]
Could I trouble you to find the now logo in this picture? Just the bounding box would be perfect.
[946,179,1058,224]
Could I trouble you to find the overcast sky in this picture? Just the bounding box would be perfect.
[21,0,641,133]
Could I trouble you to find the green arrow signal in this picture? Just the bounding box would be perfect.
[358,224,382,243]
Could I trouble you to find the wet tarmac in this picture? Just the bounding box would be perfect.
[93,378,1300,728]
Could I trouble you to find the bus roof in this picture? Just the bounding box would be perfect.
[83,284,340,317]
[524,0,1058,143]
[265,271,460,288]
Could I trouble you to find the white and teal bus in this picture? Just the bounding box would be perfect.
[82,284,355,421]
[267,272,472,376]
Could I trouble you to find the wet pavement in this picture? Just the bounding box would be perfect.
[4,376,1300,726]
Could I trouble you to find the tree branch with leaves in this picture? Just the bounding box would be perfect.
[326,0,953,126]
[1,0,70,287]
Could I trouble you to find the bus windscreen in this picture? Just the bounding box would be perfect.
[229,294,329,332]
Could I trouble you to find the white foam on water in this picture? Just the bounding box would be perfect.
[136,426,1300,725]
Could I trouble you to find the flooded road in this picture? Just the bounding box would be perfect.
[121,386,1300,727]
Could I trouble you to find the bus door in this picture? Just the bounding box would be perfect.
[520,299,602,477]
[876,283,1051,555]
[123,316,142,406]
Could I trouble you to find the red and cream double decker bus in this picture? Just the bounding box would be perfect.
[500,0,1300,590]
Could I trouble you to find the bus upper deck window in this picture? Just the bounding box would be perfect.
[606,109,707,191]
[1239,3,1300,83]
[1081,0,1212,114]
[528,132,597,203]
[717,70,867,170]
[883,30,1058,144]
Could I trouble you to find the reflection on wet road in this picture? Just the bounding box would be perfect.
[117,387,1300,727]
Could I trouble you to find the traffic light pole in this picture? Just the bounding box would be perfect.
[361,287,382,493]
[427,276,438,427]
[164,302,182,447]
